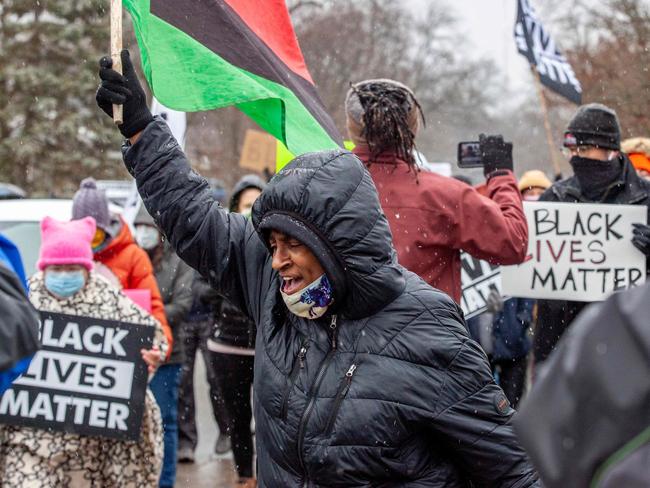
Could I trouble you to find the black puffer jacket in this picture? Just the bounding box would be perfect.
[535,156,650,363]
[123,119,539,487]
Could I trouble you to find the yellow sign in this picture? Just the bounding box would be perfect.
[239,130,277,173]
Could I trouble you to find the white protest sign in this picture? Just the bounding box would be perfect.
[502,201,647,301]
[460,252,502,319]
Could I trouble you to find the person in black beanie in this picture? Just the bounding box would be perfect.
[533,103,650,366]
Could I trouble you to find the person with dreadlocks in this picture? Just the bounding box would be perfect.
[345,79,528,303]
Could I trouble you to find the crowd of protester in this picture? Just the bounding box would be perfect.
[0,55,648,488]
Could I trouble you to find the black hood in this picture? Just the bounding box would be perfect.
[229,174,267,212]
[252,149,405,319]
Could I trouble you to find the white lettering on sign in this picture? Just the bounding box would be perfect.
[15,351,134,399]
[0,390,129,430]
[41,320,128,356]
[460,253,502,319]
[502,202,647,301]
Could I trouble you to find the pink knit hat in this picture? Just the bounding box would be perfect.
[37,216,96,271]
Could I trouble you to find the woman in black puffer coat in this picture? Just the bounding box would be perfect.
[97,53,539,488]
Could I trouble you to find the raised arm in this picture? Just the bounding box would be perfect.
[95,50,271,320]
[447,135,528,264]
[454,173,528,264]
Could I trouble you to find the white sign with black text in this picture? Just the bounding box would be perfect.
[502,202,647,301]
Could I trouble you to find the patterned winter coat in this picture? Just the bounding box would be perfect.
[0,272,167,487]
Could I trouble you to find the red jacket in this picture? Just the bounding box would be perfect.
[357,149,528,303]
[94,217,173,356]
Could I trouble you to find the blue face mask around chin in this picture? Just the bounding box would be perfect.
[45,270,86,298]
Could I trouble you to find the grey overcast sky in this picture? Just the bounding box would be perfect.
[407,0,529,93]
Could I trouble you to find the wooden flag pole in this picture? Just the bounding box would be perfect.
[111,0,123,125]
[531,65,562,178]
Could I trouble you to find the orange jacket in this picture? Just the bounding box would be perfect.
[94,217,173,356]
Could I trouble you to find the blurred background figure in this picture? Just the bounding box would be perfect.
[72,177,173,354]
[177,271,232,463]
[622,137,650,181]
[175,180,232,464]
[535,104,650,366]
[0,216,167,486]
[206,175,266,488]
[0,233,39,395]
[518,170,552,201]
[134,205,194,488]
[515,282,650,488]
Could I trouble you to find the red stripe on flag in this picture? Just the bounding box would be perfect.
[223,0,313,84]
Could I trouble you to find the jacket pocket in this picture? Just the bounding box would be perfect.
[280,339,310,420]
[324,364,357,435]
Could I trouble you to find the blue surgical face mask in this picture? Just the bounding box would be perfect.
[135,225,160,251]
[45,270,86,299]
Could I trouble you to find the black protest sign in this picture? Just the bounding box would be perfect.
[502,202,647,301]
[0,311,153,441]
[460,252,502,319]
[514,0,582,104]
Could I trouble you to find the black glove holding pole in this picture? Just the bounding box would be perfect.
[479,134,514,178]
[96,50,153,139]
[632,223,650,257]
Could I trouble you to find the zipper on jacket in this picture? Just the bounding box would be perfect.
[297,315,338,484]
[324,363,357,435]
[280,337,310,420]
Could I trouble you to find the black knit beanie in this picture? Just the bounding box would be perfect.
[563,103,621,150]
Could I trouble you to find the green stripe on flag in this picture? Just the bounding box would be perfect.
[124,0,339,159]
[276,140,357,172]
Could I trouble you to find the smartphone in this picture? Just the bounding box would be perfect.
[457,141,482,168]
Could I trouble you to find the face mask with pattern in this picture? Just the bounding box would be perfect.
[280,274,334,319]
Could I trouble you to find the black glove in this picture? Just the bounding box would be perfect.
[479,134,514,177]
[632,223,650,256]
[96,50,153,139]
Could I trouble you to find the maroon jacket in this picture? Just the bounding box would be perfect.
[356,148,528,303]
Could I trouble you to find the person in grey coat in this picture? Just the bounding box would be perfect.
[96,50,539,488]
[134,205,194,488]
[515,282,650,488]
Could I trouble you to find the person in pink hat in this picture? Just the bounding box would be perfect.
[36,216,97,298]
[0,217,168,487]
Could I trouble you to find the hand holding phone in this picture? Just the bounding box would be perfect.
[457,141,482,168]
[457,135,513,176]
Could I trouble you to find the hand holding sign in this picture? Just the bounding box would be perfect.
[141,345,162,374]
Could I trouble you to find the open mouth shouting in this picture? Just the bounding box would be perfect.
[281,275,306,295]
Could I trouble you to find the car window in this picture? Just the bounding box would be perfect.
[0,222,41,277]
